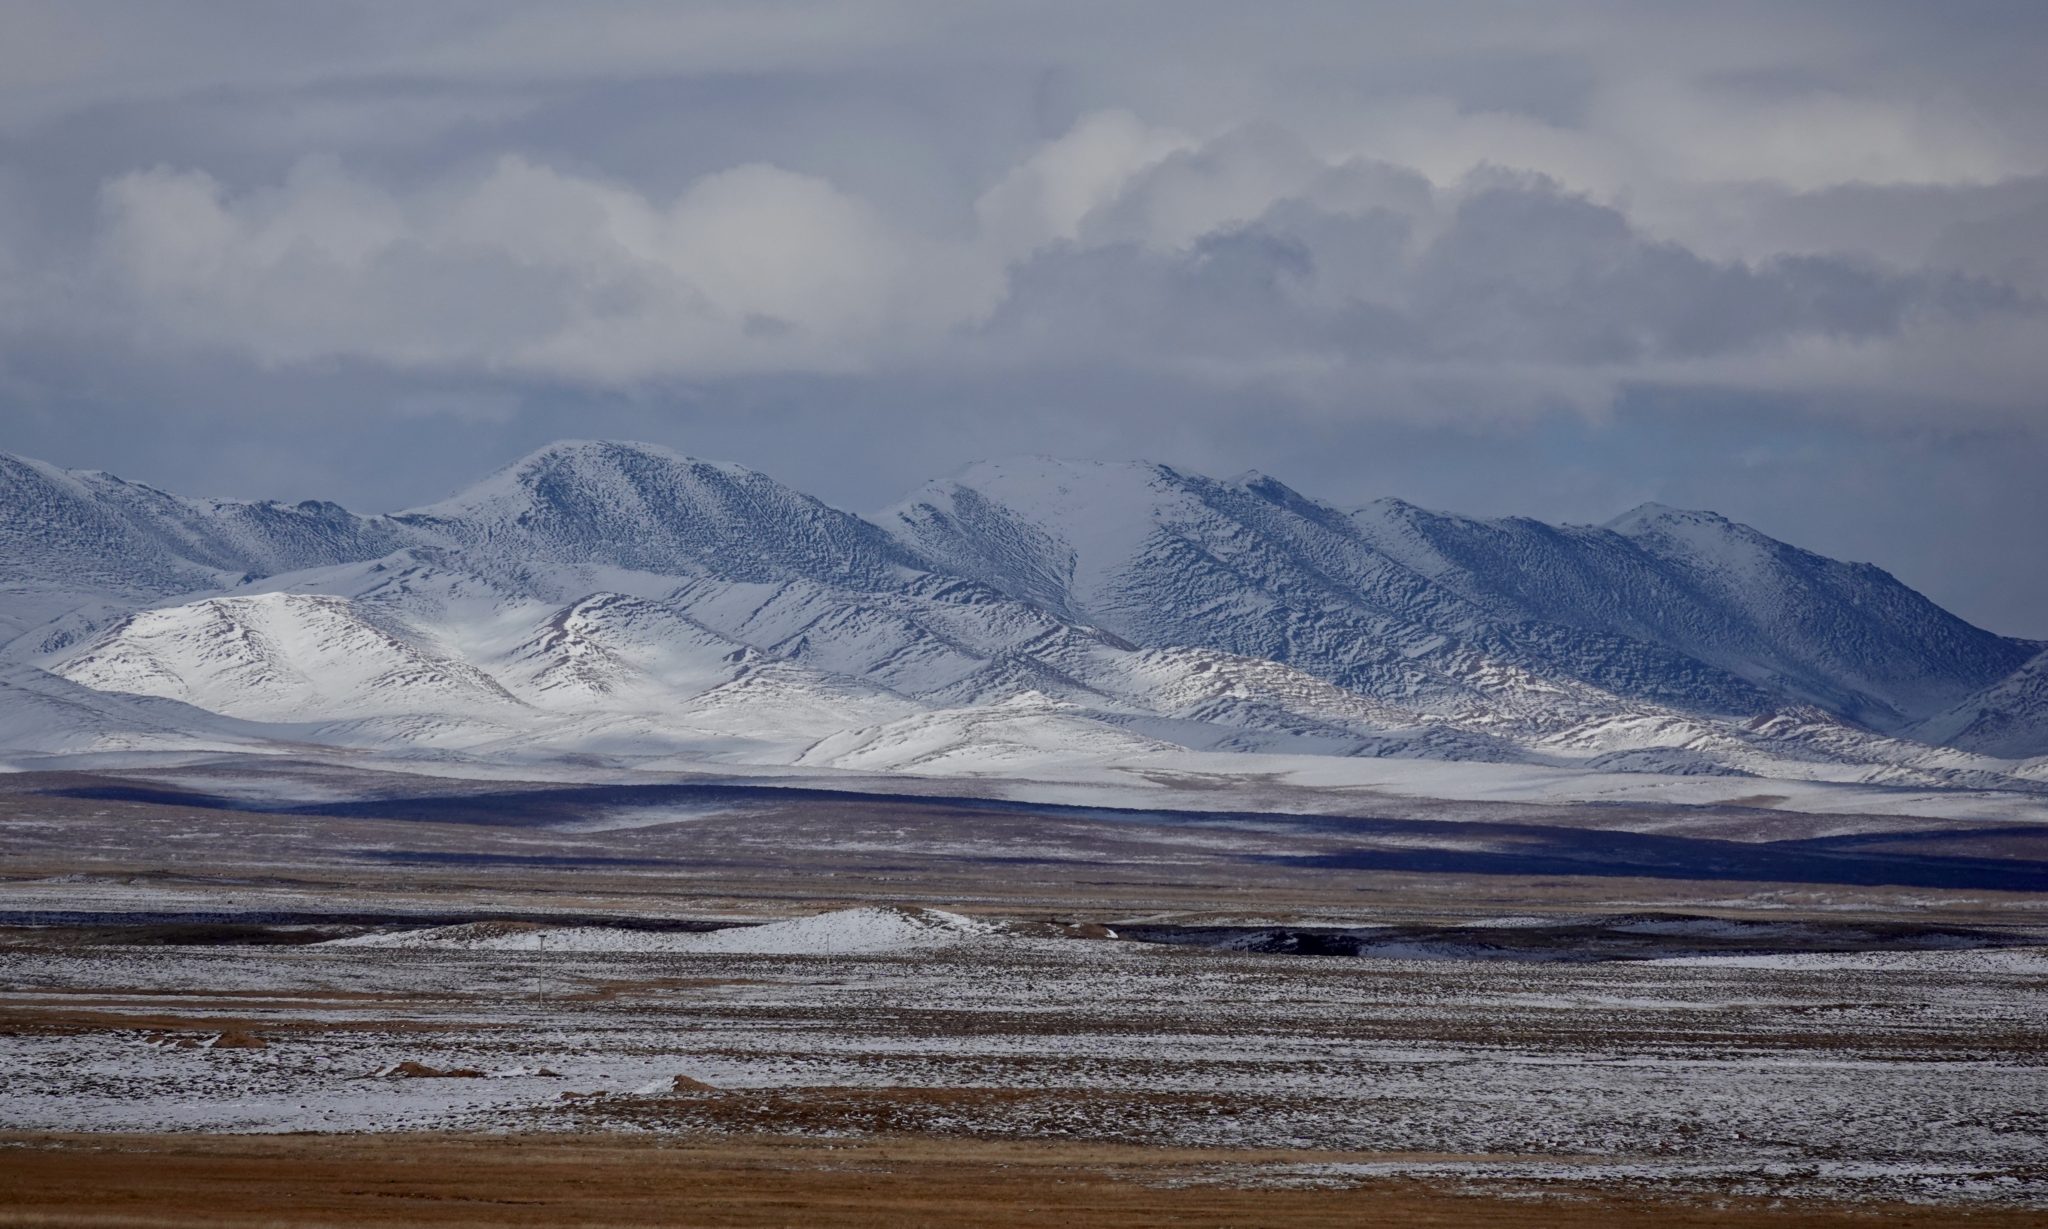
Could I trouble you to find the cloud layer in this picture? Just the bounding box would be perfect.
[83,116,2045,429]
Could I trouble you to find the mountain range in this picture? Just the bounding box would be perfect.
[2,440,2043,796]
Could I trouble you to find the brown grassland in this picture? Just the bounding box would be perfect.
[2,1133,2039,1229]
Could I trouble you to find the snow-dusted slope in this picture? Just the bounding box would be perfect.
[1910,648,2048,759]
[1322,494,2038,734]
[0,452,413,665]
[52,593,526,724]
[378,440,1152,708]
[886,459,1776,724]
[3,442,2041,798]
[1566,502,2016,727]
[47,555,925,760]
[887,458,2037,739]
[0,452,407,602]
[798,692,1186,777]
[0,667,278,759]
[340,907,1002,955]
[393,440,924,592]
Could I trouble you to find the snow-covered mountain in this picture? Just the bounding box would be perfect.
[1910,648,2048,761]
[53,592,526,724]
[887,459,2033,734]
[0,451,405,604]
[895,460,1696,725]
[0,451,409,667]
[0,666,280,759]
[390,439,926,593]
[3,441,2042,792]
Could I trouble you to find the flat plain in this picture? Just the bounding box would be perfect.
[2,759,2045,1226]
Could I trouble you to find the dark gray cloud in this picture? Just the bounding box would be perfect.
[0,1,2044,634]
[983,174,2038,379]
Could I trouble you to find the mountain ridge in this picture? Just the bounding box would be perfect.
[4,441,2043,781]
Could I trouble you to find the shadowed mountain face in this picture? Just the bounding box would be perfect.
[887,459,2033,733]
[1380,498,2028,730]
[0,452,410,600]
[392,440,928,590]
[3,440,2044,776]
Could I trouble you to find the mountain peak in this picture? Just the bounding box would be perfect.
[1603,502,1733,535]
[397,439,918,588]
[512,438,724,468]
[1356,495,1430,519]
[401,440,757,519]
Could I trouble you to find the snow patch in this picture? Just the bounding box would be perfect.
[336,907,1005,956]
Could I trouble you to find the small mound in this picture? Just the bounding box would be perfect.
[327,906,1003,955]
[631,1073,719,1095]
[377,1060,484,1079]
[668,906,1000,956]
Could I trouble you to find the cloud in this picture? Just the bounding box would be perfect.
[84,114,2045,430]
[97,158,567,365]
[94,152,1002,378]
[1593,77,2025,192]
[1406,182,2025,362]
[979,151,2042,421]
[975,109,1193,254]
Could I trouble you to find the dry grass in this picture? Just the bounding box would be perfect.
[0,1132,2030,1229]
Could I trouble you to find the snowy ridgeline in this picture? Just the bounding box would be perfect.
[2,440,2045,797]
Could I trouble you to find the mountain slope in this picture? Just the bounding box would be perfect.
[1910,648,2048,759]
[0,452,407,601]
[0,666,278,759]
[886,458,2036,739]
[2,443,2039,797]
[52,593,527,724]
[393,440,925,592]
[884,459,1779,724]
[0,452,415,665]
[1347,498,2035,731]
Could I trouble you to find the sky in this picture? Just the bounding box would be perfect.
[0,1,2045,635]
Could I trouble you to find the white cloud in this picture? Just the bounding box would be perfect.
[96,151,998,378]
[85,110,2045,429]
[974,110,1192,255]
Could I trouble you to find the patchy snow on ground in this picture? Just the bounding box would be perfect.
[1647,944,2048,972]
[3,928,2045,1208]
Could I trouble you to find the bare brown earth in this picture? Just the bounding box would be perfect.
[0,1133,2036,1229]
